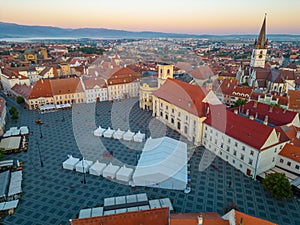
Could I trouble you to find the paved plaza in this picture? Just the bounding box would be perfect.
[1,96,300,225]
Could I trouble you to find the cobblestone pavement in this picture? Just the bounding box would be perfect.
[1,97,300,225]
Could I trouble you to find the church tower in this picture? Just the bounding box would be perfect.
[157,63,174,87]
[250,14,268,68]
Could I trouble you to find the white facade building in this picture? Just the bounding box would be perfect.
[202,107,287,178]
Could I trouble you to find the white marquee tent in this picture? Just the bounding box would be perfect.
[103,127,115,138]
[76,159,93,173]
[93,126,106,137]
[132,137,187,190]
[89,161,107,176]
[113,128,125,140]
[133,131,145,142]
[116,165,134,182]
[62,155,80,171]
[123,130,135,141]
[102,163,120,179]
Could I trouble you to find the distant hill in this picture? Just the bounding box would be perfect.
[0,22,300,41]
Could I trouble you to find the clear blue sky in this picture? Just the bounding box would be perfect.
[0,0,299,34]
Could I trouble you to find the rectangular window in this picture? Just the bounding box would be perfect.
[248,159,253,165]
[228,138,231,143]
[287,161,291,166]
[235,142,238,147]
[226,146,230,152]
[242,146,245,151]
[250,150,254,156]
[280,159,284,163]
[296,165,299,170]
[233,150,237,156]
[240,164,243,168]
[214,140,217,145]
[240,154,244,160]
[232,159,235,164]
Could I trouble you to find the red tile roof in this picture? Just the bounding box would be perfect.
[71,207,169,225]
[106,67,141,85]
[235,210,278,225]
[28,80,52,99]
[191,66,214,80]
[28,77,83,99]
[83,77,106,89]
[11,84,32,99]
[241,101,297,126]
[279,143,300,163]
[170,212,229,225]
[288,90,300,111]
[204,106,276,150]
[50,77,83,95]
[153,78,207,117]
[216,79,238,96]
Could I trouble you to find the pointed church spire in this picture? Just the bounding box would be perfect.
[255,13,268,49]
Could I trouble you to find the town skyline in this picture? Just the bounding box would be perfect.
[0,0,299,35]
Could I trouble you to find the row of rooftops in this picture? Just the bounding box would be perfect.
[10,67,141,100]
[153,78,299,152]
[71,206,277,225]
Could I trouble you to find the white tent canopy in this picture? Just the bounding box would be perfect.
[123,130,135,141]
[113,128,125,140]
[133,131,145,142]
[103,127,115,138]
[62,155,80,171]
[103,163,120,179]
[93,126,106,137]
[19,126,29,135]
[76,159,93,173]
[132,137,187,190]
[116,165,134,182]
[89,161,107,176]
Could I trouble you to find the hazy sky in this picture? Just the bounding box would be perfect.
[0,0,299,34]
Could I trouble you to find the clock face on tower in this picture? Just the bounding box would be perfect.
[259,54,263,58]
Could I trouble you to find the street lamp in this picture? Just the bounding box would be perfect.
[39,123,43,138]
[81,158,86,184]
[36,141,43,167]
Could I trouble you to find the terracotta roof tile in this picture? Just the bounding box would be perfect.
[241,101,297,126]
[153,78,207,117]
[205,105,276,150]
[288,90,300,110]
[71,207,169,225]
[191,66,214,80]
[279,143,300,163]
[235,210,278,225]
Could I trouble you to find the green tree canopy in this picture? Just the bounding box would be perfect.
[263,173,293,200]
[233,99,246,107]
[16,96,25,104]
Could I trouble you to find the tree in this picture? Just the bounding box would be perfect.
[263,173,293,200]
[9,106,19,120]
[0,148,4,160]
[233,99,246,107]
[16,96,25,104]
[9,106,17,115]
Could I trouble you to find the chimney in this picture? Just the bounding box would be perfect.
[234,109,238,115]
[264,115,268,125]
[283,109,286,113]
[296,130,300,140]
[253,101,258,108]
[255,112,258,119]
[249,115,254,120]
[269,106,273,113]
[246,109,249,116]
[198,214,203,225]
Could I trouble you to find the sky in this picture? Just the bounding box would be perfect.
[0,0,299,34]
